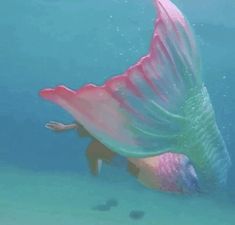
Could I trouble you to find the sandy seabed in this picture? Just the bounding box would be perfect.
[0,165,234,225]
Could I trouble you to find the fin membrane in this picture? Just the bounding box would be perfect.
[40,0,201,158]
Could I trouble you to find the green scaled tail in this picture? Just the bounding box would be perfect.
[178,86,231,189]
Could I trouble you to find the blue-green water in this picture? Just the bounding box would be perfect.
[0,0,235,224]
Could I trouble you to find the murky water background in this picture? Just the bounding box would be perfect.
[0,0,234,224]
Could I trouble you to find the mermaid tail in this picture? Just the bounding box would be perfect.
[40,0,198,157]
[40,0,231,190]
[128,153,199,193]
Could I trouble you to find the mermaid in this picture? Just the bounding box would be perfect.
[40,0,231,193]
[45,120,199,193]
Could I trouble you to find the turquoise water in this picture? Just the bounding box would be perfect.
[1,0,235,224]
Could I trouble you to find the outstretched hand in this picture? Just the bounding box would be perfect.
[45,121,69,132]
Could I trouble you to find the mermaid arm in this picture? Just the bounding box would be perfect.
[45,121,78,132]
[45,121,92,138]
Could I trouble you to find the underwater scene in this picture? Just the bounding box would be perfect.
[0,0,235,224]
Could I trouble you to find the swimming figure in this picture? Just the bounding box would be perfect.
[46,121,199,193]
[40,0,231,192]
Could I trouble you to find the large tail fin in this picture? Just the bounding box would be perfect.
[40,0,200,158]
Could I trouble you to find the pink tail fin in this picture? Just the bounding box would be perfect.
[40,0,200,157]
